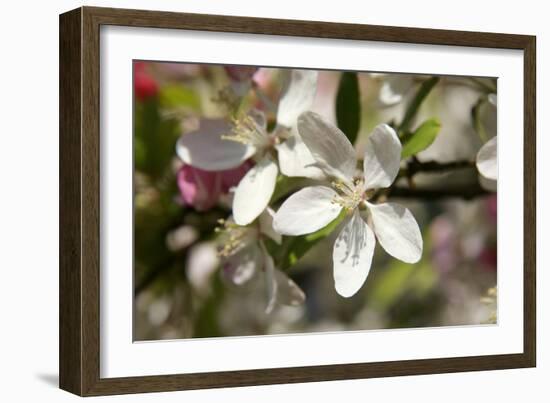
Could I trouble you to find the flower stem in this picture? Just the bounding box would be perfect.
[398,77,440,135]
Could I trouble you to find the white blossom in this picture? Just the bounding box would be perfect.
[273,111,423,297]
[373,73,414,106]
[177,70,322,225]
[476,136,497,181]
[476,92,497,190]
[217,208,305,313]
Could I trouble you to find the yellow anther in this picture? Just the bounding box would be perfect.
[330,179,365,212]
[215,221,254,258]
[221,114,268,147]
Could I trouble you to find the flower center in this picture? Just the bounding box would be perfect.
[331,179,366,213]
[221,115,271,149]
[215,218,256,257]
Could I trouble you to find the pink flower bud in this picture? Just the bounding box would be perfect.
[220,161,254,192]
[177,166,221,211]
[177,162,252,211]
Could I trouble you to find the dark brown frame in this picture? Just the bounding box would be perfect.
[59,6,536,396]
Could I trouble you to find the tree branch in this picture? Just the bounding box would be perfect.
[387,158,491,200]
[400,158,475,177]
[387,183,490,200]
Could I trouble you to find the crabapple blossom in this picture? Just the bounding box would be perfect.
[273,111,423,297]
[223,65,258,82]
[217,209,305,313]
[476,136,497,181]
[371,73,414,106]
[176,69,322,225]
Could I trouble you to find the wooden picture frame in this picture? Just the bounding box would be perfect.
[59,6,536,396]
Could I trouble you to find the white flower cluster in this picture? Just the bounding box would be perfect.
[176,69,495,312]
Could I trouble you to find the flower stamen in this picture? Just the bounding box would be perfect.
[330,179,365,213]
[215,219,256,258]
[221,115,268,148]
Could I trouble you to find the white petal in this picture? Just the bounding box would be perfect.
[276,69,318,128]
[259,208,282,245]
[476,136,497,181]
[379,75,414,106]
[274,269,306,307]
[363,124,402,190]
[262,244,278,314]
[222,243,261,285]
[248,108,267,131]
[273,186,342,236]
[333,211,375,298]
[176,119,255,171]
[276,133,326,180]
[233,157,278,225]
[297,111,357,183]
[368,202,423,263]
[261,243,305,313]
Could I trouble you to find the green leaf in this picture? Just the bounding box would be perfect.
[159,84,200,110]
[278,211,346,270]
[368,260,437,310]
[336,72,361,144]
[398,77,439,135]
[401,119,441,158]
[134,98,181,179]
[193,274,224,337]
[367,234,437,310]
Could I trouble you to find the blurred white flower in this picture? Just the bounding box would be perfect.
[217,208,305,313]
[148,296,172,327]
[476,136,497,181]
[223,65,260,99]
[373,73,414,106]
[186,242,220,296]
[177,70,322,225]
[488,93,497,107]
[273,111,423,297]
[166,225,199,252]
[475,92,497,191]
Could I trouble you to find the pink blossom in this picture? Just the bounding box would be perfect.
[177,162,252,211]
[223,65,258,82]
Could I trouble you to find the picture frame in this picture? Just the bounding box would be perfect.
[59,6,536,396]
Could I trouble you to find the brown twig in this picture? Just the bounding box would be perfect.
[384,158,489,200]
[387,183,490,200]
[399,158,475,178]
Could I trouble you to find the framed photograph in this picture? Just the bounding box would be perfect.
[59,6,536,396]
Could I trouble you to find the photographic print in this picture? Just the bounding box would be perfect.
[60,7,537,395]
[133,62,498,341]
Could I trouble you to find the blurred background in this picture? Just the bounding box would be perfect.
[133,61,497,341]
